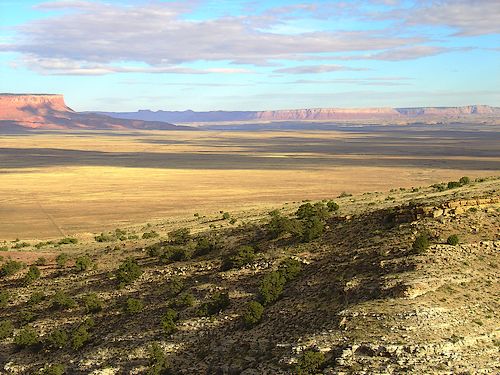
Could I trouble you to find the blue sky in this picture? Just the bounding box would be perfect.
[0,0,499,111]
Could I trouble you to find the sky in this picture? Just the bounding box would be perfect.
[0,0,499,111]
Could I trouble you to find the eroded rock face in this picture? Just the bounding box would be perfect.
[0,93,189,131]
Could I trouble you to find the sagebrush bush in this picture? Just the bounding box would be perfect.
[173,292,195,308]
[124,298,144,315]
[28,291,45,305]
[326,201,339,212]
[142,231,160,240]
[0,320,14,339]
[0,259,24,277]
[51,291,76,310]
[116,257,142,287]
[58,237,78,245]
[46,328,68,349]
[0,290,10,307]
[71,318,94,350]
[39,364,65,375]
[295,349,326,374]
[74,255,93,272]
[161,308,178,335]
[82,293,104,313]
[168,228,190,245]
[147,342,170,375]
[447,234,460,246]
[242,301,264,328]
[412,233,430,254]
[198,292,230,316]
[194,236,220,256]
[56,253,70,268]
[259,271,286,306]
[278,258,302,281]
[268,210,303,239]
[14,326,40,348]
[23,265,41,285]
[221,246,256,271]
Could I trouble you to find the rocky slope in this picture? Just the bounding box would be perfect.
[0,176,498,374]
[0,94,191,131]
[96,105,500,124]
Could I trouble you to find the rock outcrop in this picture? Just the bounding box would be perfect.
[0,94,191,131]
[97,105,500,124]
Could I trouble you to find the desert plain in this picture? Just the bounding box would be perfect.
[1,124,498,239]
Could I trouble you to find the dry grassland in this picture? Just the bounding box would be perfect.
[0,128,498,239]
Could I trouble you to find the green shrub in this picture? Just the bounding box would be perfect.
[23,265,41,285]
[295,349,326,374]
[35,257,47,266]
[28,291,45,305]
[142,231,160,240]
[12,242,30,249]
[82,293,104,313]
[326,201,339,212]
[222,212,231,220]
[147,342,170,375]
[338,192,352,198]
[165,276,184,296]
[116,257,142,287]
[447,181,461,189]
[432,183,447,192]
[459,176,470,185]
[0,320,14,339]
[168,246,192,262]
[0,246,8,251]
[221,245,256,271]
[0,290,10,307]
[412,233,430,254]
[198,292,230,316]
[194,236,220,256]
[46,328,68,349]
[58,237,78,245]
[71,319,94,350]
[56,253,70,268]
[447,234,460,246]
[14,326,40,348]
[146,243,163,257]
[268,210,303,239]
[39,364,65,375]
[20,309,37,324]
[74,255,93,272]
[296,202,329,221]
[124,298,144,315]
[278,258,302,281]
[173,292,195,308]
[161,308,178,335]
[259,271,286,306]
[242,301,264,328]
[301,216,324,242]
[51,291,76,310]
[0,259,25,277]
[94,232,117,242]
[168,228,190,245]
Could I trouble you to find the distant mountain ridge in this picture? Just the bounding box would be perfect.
[95,105,500,123]
[0,94,191,131]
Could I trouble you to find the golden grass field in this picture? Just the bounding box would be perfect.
[1,127,499,239]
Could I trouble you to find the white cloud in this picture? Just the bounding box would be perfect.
[3,1,424,74]
[274,64,368,74]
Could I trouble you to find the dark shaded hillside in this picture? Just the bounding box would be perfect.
[0,177,498,374]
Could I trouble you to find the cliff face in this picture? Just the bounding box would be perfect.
[98,105,500,124]
[0,94,189,131]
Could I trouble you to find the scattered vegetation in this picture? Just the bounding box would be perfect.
[74,255,93,272]
[242,301,264,328]
[447,234,460,246]
[412,233,430,254]
[294,349,326,374]
[14,326,40,349]
[124,298,144,315]
[198,292,230,316]
[221,245,256,270]
[161,308,178,335]
[82,293,104,313]
[0,320,14,339]
[23,265,41,285]
[116,257,143,287]
[0,259,25,277]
